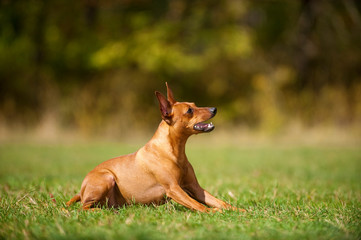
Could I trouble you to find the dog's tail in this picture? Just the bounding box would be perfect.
[66,193,81,206]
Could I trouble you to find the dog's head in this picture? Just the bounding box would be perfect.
[155,83,216,135]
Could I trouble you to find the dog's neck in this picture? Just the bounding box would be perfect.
[149,121,190,163]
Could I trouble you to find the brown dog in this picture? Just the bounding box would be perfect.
[67,83,243,213]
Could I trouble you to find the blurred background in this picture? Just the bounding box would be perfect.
[0,0,360,143]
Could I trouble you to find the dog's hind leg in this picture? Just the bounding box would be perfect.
[66,194,81,206]
[80,171,117,210]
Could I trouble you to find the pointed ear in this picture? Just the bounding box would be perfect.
[165,82,176,105]
[155,91,173,124]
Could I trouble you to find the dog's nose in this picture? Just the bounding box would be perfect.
[209,107,217,116]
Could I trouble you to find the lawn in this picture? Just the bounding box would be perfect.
[0,141,360,239]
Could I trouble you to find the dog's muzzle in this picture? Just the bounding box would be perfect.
[193,107,216,132]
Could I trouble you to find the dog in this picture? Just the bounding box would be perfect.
[67,83,244,213]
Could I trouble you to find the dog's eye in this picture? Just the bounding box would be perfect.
[186,108,193,114]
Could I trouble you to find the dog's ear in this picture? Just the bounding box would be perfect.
[166,82,176,105]
[155,91,173,124]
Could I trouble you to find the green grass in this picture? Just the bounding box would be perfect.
[0,141,360,239]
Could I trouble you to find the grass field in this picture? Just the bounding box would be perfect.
[0,141,360,239]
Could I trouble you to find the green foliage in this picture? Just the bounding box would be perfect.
[0,142,360,239]
[0,0,361,134]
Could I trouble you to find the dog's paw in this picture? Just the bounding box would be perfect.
[228,206,246,212]
[236,207,246,212]
[206,207,223,213]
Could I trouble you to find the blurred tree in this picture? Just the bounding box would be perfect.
[0,0,360,136]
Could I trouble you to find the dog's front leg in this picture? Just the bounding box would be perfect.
[183,164,245,212]
[165,184,220,213]
[188,186,245,212]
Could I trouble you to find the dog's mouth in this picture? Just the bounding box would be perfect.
[193,119,215,132]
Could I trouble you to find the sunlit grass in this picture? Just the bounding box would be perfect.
[0,142,360,239]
